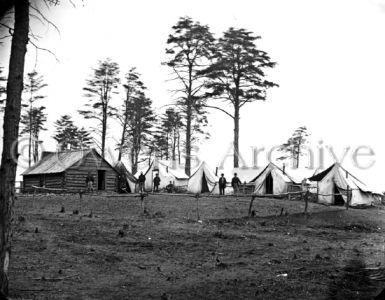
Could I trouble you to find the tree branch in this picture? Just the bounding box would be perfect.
[30,5,61,36]
[203,104,234,119]
[29,39,59,62]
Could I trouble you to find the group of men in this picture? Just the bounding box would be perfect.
[138,172,174,193]
[218,173,242,195]
[86,171,242,195]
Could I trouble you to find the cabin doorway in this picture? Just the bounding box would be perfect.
[201,172,210,193]
[265,172,273,194]
[98,170,106,191]
[333,184,344,205]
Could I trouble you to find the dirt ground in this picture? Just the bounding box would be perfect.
[7,193,385,299]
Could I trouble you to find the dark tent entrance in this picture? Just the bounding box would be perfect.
[124,180,132,193]
[115,162,135,193]
[118,176,132,193]
[201,172,210,193]
[265,172,273,194]
[333,184,345,205]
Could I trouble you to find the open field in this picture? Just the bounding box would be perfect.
[8,193,385,299]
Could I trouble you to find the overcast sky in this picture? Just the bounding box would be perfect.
[1,0,385,190]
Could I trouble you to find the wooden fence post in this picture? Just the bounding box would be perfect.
[304,190,309,216]
[248,196,256,217]
[301,178,308,216]
[346,185,350,210]
[195,194,200,221]
[316,181,319,202]
[140,193,146,213]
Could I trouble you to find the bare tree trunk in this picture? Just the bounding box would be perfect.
[233,105,240,168]
[184,63,193,176]
[0,0,29,295]
[101,109,107,158]
[177,131,181,165]
[130,147,136,174]
[296,142,300,168]
[172,130,176,161]
[118,121,127,161]
[185,104,192,176]
[28,105,32,167]
[165,132,169,160]
[33,132,38,163]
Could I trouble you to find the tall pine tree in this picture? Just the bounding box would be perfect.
[79,58,120,158]
[53,115,93,150]
[164,16,215,175]
[0,0,29,294]
[20,106,47,163]
[117,67,145,161]
[21,70,47,166]
[123,94,155,174]
[278,126,310,168]
[160,108,184,162]
[203,28,277,167]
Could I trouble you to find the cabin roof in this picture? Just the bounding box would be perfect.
[22,149,105,176]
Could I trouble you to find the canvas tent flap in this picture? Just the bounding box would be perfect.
[115,161,137,193]
[252,163,295,195]
[187,161,219,194]
[309,163,375,206]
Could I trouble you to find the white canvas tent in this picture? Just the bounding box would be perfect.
[135,159,189,191]
[308,163,376,206]
[157,160,189,187]
[114,161,137,193]
[232,167,263,183]
[252,162,297,195]
[187,161,220,194]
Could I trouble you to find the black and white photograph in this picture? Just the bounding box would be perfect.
[1,0,385,299]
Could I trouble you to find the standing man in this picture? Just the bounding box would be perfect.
[86,172,94,192]
[153,173,161,192]
[231,173,242,194]
[138,172,146,193]
[218,173,227,195]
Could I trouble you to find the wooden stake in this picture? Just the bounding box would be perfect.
[346,185,350,210]
[140,193,145,213]
[304,190,309,216]
[248,196,256,216]
[195,194,200,220]
[316,181,319,202]
[302,178,308,217]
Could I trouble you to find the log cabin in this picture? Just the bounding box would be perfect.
[22,149,118,193]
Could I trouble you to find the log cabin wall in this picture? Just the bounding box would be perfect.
[23,173,65,193]
[23,175,41,193]
[65,151,117,192]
